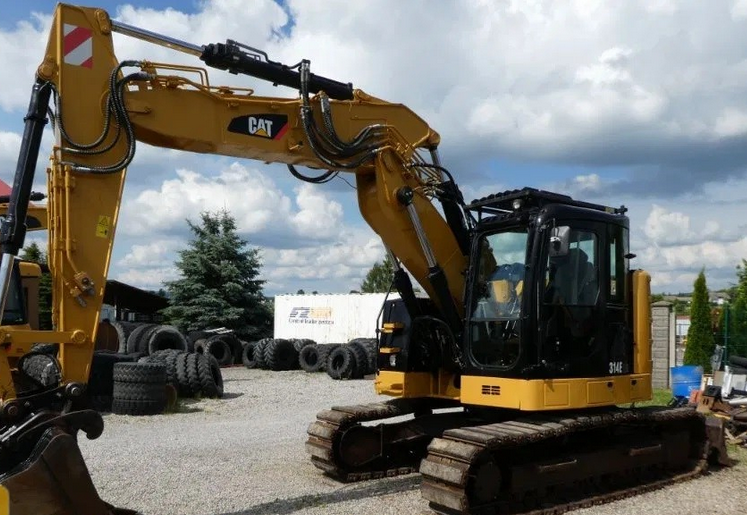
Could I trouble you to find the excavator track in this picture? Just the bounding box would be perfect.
[306,397,463,481]
[420,406,709,514]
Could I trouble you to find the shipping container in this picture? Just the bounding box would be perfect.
[273,293,398,343]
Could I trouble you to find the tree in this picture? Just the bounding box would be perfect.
[19,242,53,330]
[162,210,272,339]
[727,259,747,358]
[360,256,395,293]
[651,293,665,304]
[683,269,716,372]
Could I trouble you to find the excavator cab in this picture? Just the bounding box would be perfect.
[464,188,633,380]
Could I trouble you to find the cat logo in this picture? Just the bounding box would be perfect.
[227,114,289,140]
[248,117,273,138]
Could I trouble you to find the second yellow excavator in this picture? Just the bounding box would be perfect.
[0,4,728,515]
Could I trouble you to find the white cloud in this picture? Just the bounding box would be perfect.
[0,14,51,113]
[643,205,693,245]
[117,240,183,269]
[119,162,344,245]
[713,108,747,138]
[732,0,747,19]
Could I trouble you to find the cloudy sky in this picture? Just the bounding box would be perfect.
[2,0,747,296]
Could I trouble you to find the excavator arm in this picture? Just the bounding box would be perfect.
[0,5,470,513]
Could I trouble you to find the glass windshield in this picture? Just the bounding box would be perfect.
[470,230,528,368]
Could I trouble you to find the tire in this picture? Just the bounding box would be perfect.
[350,340,376,375]
[319,344,340,371]
[113,362,166,385]
[292,338,316,352]
[729,354,747,368]
[175,352,192,397]
[265,338,299,371]
[326,346,355,380]
[113,382,166,401]
[20,354,59,387]
[140,349,183,387]
[254,338,272,369]
[347,342,369,379]
[218,333,243,364]
[111,398,166,416]
[242,341,260,369]
[197,353,224,398]
[204,336,234,367]
[111,321,139,353]
[147,325,188,355]
[126,324,157,354]
[299,344,336,373]
[186,352,202,396]
[299,345,320,373]
[193,339,207,355]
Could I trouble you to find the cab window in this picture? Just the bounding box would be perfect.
[544,230,598,306]
[469,230,528,368]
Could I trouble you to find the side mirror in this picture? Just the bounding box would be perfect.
[549,226,570,257]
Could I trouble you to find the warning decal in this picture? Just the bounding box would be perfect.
[63,24,93,68]
[96,215,111,238]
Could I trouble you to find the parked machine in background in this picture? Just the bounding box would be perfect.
[0,4,727,514]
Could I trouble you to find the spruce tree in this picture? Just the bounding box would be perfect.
[360,256,395,293]
[162,210,271,338]
[683,269,715,372]
[19,242,53,329]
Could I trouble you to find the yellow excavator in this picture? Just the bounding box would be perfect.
[0,4,728,515]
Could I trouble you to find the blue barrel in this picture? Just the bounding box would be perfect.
[671,365,703,398]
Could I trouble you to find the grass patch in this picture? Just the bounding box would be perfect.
[619,388,673,407]
[637,388,674,406]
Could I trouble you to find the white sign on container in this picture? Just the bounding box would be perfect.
[273,293,399,343]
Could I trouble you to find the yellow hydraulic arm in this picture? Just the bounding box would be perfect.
[0,3,468,401]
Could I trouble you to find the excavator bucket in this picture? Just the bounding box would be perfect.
[0,426,137,515]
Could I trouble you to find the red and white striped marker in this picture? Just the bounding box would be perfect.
[63,24,93,68]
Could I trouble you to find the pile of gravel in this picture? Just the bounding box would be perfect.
[78,368,747,515]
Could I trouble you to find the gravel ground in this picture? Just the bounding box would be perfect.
[79,367,747,515]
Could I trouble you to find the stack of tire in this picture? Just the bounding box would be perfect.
[325,338,377,380]
[190,330,245,367]
[112,322,189,357]
[242,338,316,371]
[111,362,169,416]
[139,349,224,400]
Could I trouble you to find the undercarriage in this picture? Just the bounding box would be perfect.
[306,398,728,514]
